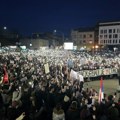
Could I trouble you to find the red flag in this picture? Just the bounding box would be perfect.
[98,77,104,103]
[3,66,9,84]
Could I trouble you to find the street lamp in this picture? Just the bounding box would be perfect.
[54,30,64,45]
[3,26,7,30]
[30,44,32,47]
[95,45,99,49]
[54,30,57,33]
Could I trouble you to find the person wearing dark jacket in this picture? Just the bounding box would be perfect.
[21,88,31,120]
[62,95,70,113]
[0,92,4,120]
[80,105,90,120]
[66,101,80,120]
[108,103,120,120]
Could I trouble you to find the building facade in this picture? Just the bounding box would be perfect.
[71,27,95,50]
[32,32,61,47]
[20,38,49,49]
[0,27,20,46]
[98,21,120,48]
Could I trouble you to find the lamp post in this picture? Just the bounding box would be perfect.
[3,26,7,30]
[54,30,64,45]
[30,33,33,49]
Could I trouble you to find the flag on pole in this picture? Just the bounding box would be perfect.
[3,66,9,84]
[98,77,104,103]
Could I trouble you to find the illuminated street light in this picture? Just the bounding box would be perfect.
[95,45,99,49]
[54,30,57,33]
[30,44,32,47]
[89,41,92,44]
[54,30,64,45]
[3,26,7,30]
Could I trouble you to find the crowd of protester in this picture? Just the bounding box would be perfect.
[0,49,120,120]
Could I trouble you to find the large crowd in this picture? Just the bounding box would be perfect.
[0,49,120,120]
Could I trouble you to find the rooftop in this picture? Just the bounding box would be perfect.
[98,20,120,26]
[73,27,95,32]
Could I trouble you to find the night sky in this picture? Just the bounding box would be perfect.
[0,0,120,36]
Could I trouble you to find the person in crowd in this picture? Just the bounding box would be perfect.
[52,103,65,120]
[117,98,120,118]
[90,105,98,120]
[62,95,70,113]
[0,48,119,120]
[0,90,5,120]
[66,101,80,120]
[108,103,120,120]
[80,104,91,120]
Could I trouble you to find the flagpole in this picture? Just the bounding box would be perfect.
[98,77,104,103]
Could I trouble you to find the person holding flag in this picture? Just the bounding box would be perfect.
[98,77,104,103]
[2,65,9,84]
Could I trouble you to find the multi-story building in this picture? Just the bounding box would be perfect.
[0,27,20,46]
[20,37,49,49]
[32,32,61,46]
[20,32,63,49]
[98,21,120,49]
[71,27,95,50]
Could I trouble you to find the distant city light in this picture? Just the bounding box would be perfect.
[92,45,99,49]
[3,26,7,30]
[54,30,57,33]
[89,41,92,44]
[95,45,99,49]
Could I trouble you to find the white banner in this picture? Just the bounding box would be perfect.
[44,63,50,74]
[79,68,118,78]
